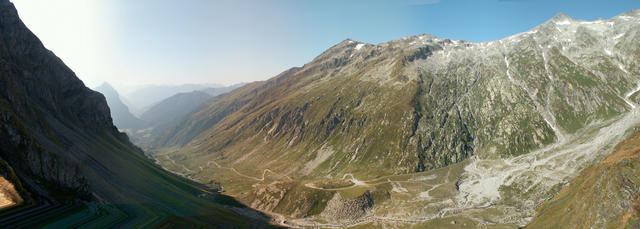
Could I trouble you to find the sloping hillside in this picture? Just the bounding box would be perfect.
[527,127,640,228]
[123,83,223,114]
[150,10,640,227]
[140,90,211,127]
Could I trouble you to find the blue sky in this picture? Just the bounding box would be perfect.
[12,0,639,91]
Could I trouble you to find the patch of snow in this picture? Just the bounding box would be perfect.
[355,43,365,50]
[540,49,554,81]
[604,48,612,56]
[504,55,514,82]
[579,22,594,25]
[618,63,629,73]
[555,20,571,25]
[625,84,640,109]
[579,20,603,25]
[613,33,625,40]
[618,15,634,20]
[542,115,562,141]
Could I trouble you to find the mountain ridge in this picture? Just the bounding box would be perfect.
[150,9,640,227]
[94,82,146,130]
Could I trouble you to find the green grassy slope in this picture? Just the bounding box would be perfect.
[527,128,640,229]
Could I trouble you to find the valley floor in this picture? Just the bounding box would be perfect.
[151,102,640,228]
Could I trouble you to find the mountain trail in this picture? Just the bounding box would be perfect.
[205,160,292,182]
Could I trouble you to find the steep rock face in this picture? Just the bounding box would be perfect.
[0,0,109,195]
[94,82,146,130]
[0,1,266,227]
[155,11,640,181]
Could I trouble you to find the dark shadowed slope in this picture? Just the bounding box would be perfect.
[0,1,271,227]
[94,82,146,130]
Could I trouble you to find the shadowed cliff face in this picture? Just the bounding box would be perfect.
[0,1,272,227]
[94,83,146,130]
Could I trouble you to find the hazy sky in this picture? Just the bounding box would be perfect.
[11,0,639,91]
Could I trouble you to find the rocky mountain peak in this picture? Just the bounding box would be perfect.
[96,82,117,95]
[549,12,573,24]
[621,9,640,17]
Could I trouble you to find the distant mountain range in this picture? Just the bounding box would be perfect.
[140,90,212,127]
[94,82,146,130]
[95,83,244,131]
[121,83,244,115]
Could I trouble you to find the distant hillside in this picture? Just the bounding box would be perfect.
[140,91,211,127]
[122,84,223,114]
[125,84,246,148]
[200,83,246,97]
[94,82,146,130]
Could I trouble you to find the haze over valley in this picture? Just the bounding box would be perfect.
[1,0,640,228]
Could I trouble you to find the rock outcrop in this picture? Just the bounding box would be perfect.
[320,191,373,222]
